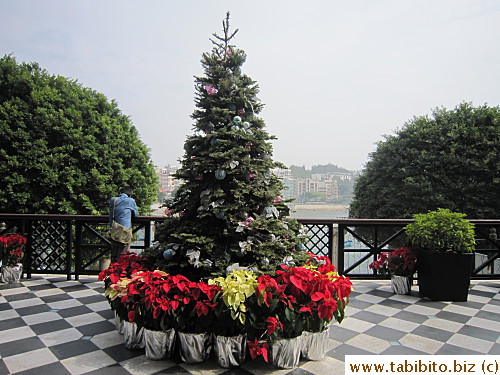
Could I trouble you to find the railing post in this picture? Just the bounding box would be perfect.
[74,221,82,281]
[337,223,345,275]
[66,220,73,280]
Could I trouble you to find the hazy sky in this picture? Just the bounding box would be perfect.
[2,1,499,171]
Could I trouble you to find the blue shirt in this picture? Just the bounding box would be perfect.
[109,193,138,229]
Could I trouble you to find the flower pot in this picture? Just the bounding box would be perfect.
[122,321,145,350]
[391,275,412,295]
[1,264,22,283]
[269,335,302,369]
[144,328,176,360]
[114,312,124,335]
[177,331,213,364]
[301,329,329,361]
[214,334,247,368]
[417,250,473,302]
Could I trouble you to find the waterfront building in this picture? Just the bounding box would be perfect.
[155,165,182,198]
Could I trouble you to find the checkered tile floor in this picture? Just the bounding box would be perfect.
[0,277,499,375]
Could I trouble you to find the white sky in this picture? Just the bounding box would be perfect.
[2,1,499,171]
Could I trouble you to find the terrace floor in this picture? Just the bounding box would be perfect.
[0,276,499,375]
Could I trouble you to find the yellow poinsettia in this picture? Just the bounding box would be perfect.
[105,277,131,301]
[209,269,258,324]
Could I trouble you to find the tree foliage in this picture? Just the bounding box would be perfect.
[350,103,500,219]
[146,14,308,279]
[0,55,158,214]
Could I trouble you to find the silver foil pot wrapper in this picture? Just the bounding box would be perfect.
[115,312,124,335]
[144,328,176,360]
[214,334,247,368]
[269,335,302,369]
[1,264,22,283]
[122,321,145,350]
[301,329,329,361]
[391,275,412,295]
[178,331,213,364]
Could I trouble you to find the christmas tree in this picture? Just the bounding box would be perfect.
[147,13,308,279]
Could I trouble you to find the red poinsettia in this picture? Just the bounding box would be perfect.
[0,234,27,266]
[369,247,417,276]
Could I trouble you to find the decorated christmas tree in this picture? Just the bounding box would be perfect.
[147,13,308,279]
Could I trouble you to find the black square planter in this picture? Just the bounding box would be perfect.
[417,250,473,302]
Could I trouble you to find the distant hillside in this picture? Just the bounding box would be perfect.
[289,163,354,178]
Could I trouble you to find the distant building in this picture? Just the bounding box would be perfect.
[295,178,339,200]
[155,165,182,198]
[311,172,352,181]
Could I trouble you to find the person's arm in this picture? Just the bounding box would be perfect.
[131,199,139,217]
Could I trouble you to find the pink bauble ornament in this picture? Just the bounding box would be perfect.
[204,85,218,96]
[273,196,283,203]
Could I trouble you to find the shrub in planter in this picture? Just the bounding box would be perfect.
[404,208,476,301]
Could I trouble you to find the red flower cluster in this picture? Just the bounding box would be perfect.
[254,254,352,342]
[0,234,27,266]
[101,254,221,332]
[98,252,150,284]
[369,247,417,276]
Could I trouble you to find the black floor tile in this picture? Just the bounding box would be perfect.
[57,305,93,318]
[474,310,500,322]
[363,325,407,341]
[379,299,412,309]
[152,364,191,374]
[15,361,72,375]
[411,325,455,342]
[16,303,52,316]
[435,310,472,324]
[345,299,372,310]
[59,285,92,292]
[83,363,133,374]
[0,317,27,331]
[366,289,393,298]
[40,293,73,303]
[457,325,500,342]
[488,343,500,355]
[30,319,73,335]
[77,320,116,336]
[435,343,484,355]
[350,310,387,324]
[97,309,115,320]
[0,359,10,375]
[26,283,57,292]
[392,310,428,324]
[3,293,38,302]
[0,336,45,357]
[380,345,428,355]
[282,368,316,375]
[49,338,101,360]
[328,343,373,360]
[76,294,106,305]
[468,289,497,298]
[103,344,145,362]
[329,325,359,342]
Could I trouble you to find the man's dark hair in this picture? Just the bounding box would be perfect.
[120,186,134,196]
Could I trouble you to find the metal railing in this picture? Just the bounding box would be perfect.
[1,214,499,280]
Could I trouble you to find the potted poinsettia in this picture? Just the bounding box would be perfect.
[134,270,177,360]
[292,255,352,361]
[369,247,417,295]
[0,234,27,283]
[404,208,476,301]
[172,276,221,363]
[209,269,258,368]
